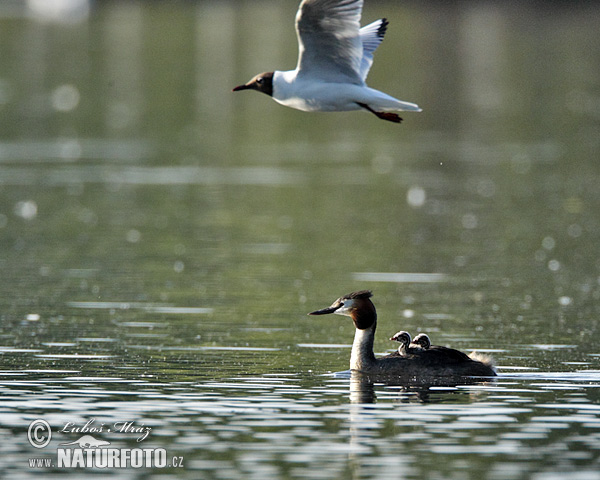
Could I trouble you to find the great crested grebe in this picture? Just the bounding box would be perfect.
[308,290,496,378]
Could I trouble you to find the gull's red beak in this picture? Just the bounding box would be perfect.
[232,84,250,92]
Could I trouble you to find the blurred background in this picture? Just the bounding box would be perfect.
[1,1,600,479]
[1,0,599,354]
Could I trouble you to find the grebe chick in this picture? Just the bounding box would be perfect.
[308,290,496,378]
[389,331,431,356]
[412,333,431,350]
[389,331,412,356]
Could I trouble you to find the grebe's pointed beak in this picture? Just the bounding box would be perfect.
[308,296,349,316]
[308,305,340,315]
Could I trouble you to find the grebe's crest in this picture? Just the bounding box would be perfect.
[342,290,373,300]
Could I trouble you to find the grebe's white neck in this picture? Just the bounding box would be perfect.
[350,321,377,371]
[307,290,380,371]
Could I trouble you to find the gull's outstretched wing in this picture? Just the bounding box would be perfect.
[295,0,364,85]
[359,18,388,81]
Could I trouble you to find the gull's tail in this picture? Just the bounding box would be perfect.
[367,88,422,113]
[393,99,422,112]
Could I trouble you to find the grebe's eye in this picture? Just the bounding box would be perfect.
[256,77,264,84]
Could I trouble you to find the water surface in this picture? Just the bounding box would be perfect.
[1,1,600,478]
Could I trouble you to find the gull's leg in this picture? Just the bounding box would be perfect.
[356,102,403,123]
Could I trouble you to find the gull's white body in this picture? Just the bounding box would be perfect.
[233,0,422,122]
[272,69,421,113]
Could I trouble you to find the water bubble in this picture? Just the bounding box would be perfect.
[402,309,415,318]
[0,214,7,228]
[406,186,426,208]
[14,200,37,220]
[26,313,40,321]
[558,296,572,306]
[548,259,561,271]
[542,237,555,251]
[462,213,478,229]
[174,261,185,273]
[126,229,141,243]
[51,84,80,112]
[58,138,82,160]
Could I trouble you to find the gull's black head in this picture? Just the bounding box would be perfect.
[233,71,274,97]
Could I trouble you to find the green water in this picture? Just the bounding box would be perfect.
[1,1,600,478]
